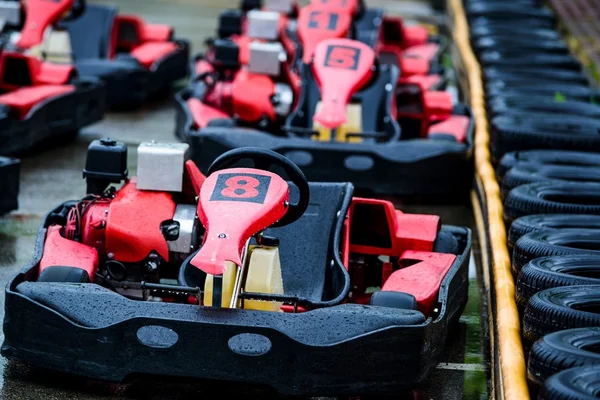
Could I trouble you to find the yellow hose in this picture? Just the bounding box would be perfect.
[448,0,530,398]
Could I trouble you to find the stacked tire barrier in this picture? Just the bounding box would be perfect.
[451,0,600,398]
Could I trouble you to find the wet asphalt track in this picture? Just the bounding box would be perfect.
[0,1,488,398]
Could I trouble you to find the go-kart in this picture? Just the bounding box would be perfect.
[0,0,105,155]
[2,140,471,396]
[0,157,19,214]
[212,0,446,89]
[175,37,473,198]
[53,0,189,107]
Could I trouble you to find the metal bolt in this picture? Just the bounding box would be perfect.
[218,233,226,238]
[146,260,158,272]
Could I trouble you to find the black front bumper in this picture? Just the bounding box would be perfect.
[174,91,474,199]
[3,206,471,395]
[0,78,106,156]
[75,40,190,107]
[0,157,19,214]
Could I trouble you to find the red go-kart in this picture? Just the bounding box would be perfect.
[2,140,471,396]
[175,33,473,197]
[0,0,105,156]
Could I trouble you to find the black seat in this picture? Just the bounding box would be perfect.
[62,4,118,61]
[265,182,351,304]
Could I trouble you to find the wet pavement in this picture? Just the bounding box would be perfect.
[0,1,488,398]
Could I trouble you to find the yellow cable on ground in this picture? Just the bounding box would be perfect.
[448,0,530,398]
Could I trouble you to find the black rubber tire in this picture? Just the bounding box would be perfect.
[470,17,555,32]
[37,266,90,283]
[488,96,600,119]
[497,150,600,181]
[539,366,600,400]
[523,285,600,351]
[501,163,600,198]
[490,114,600,160]
[503,181,600,228]
[512,229,600,276]
[480,51,581,70]
[369,291,419,310]
[483,66,587,85]
[466,3,555,20]
[516,255,600,312]
[486,85,599,103]
[508,214,600,253]
[433,230,459,254]
[528,328,600,389]
[473,37,568,54]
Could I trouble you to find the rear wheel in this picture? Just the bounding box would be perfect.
[540,366,600,400]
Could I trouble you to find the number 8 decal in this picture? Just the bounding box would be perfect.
[324,45,360,70]
[210,173,271,204]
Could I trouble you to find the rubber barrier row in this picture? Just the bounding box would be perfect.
[451,0,600,399]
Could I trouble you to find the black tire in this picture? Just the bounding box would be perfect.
[486,85,599,103]
[490,114,600,160]
[539,366,600,400]
[497,150,600,181]
[483,66,587,84]
[470,17,555,32]
[508,214,600,253]
[473,37,568,54]
[503,182,600,227]
[516,255,600,312]
[501,163,600,198]
[433,230,459,254]
[512,229,600,276]
[480,51,581,70]
[523,285,600,351]
[37,266,90,283]
[369,291,419,310]
[528,328,600,388]
[466,3,555,20]
[488,96,600,119]
[471,27,560,41]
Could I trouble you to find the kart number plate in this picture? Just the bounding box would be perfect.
[210,173,271,204]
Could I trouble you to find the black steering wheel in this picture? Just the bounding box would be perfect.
[207,147,310,227]
[63,0,86,21]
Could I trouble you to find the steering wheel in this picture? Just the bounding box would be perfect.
[207,147,310,227]
[63,0,86,21]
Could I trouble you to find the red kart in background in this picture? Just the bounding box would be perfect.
[175,0,473,198]
[0,0,105,156]
[2,139,471,395]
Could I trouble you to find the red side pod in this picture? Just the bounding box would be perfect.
[231,70,276,122]
[105,179,175,263]
[382,250,456,317]
[428,115,471,143]
[130,42,178,69]
[18,0,75,49]
[187,98,230,129]
[0,85,75,120]
[348,197,439,256]
[191,167,290,275]
[141,23,173,42]
[39,225,99,280]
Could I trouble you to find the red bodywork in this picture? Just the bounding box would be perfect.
[312,38,374,129]
[343,197,456,317]
[39,225,99,279]
[18,0,75,49]
[191,167,290,275]
[0,52,76,119]
[297,5,352,63]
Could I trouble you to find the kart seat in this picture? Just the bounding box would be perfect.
[264,182,351,303]
[63,4,177,70]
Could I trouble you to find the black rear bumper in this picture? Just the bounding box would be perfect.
[3,208,471,395]
[0,157,19,214]
[75,39,190,107]
[0,78,106,156]
[174,91,474,199]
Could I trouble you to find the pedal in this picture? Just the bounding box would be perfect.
[313,101,363,142]
[204,261,238,307]
[243,245,284,311]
